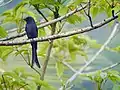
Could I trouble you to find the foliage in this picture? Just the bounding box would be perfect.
[0,0,120,90]
[0,67,55,90]
[86,70,120,90]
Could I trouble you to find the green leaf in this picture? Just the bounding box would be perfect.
[56,61,64,77]
[78,51,87,59]
[1,9,13,16]
[30,0,42,5]
[108,70,120,83]
[15,49,29,56]
[112,46,120,52]
[25,11,37,20]
[68,40,79,52]
[38,42,49,57]
[38,28,46,37]
[2,16,15,23]
[105,5,112,17]
[72,35,87,45]
[59,6,68,16]
[13,0,28,13]
[0,26,7,38]
[91,6,99,18]
[74,0,85,5]
[0,46,13,61]
[33,79,54,89]
[30,0,55,6]
[69,51,76,60]
[67,15,82,24]
[88,40,102,49]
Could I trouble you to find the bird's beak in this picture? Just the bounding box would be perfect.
[23,18,26,21]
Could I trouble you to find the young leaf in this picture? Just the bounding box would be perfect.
[0,46,13,61]
[38,28,46,37]
[56,61,64,77]
[74,0,85,6]
[67,15,82,24]
[59,6,68,16]
[33,79,53,89]
[91,6,99,18]
[0,26,7,38]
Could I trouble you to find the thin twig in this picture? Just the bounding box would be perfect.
[88,0,91,16]
[102,62,120,72]
[80,0,93,27]
[15,47,28,64]
[0,15,118,46]
[104,0,112,8]
[17,83,28,90]
[44,4,54,12]
[2,74,7,90]
[76,61,120,76]
[62,61,77,73]
[105,0,115,17]
[34,5,49,22]
[15,47,41,76]
[57,21,66,34]
[61,22,119,89]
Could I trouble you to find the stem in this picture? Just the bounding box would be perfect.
[2,74,7,90]
[97,83,102,90]
[37,7,58,89]
[17,84,28,90]
[15,47,41,76]
[37,42,53,90]
[34,5,49,22]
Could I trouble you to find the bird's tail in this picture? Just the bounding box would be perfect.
[31,42,41,68]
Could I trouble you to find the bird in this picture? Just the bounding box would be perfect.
[24,16,41,68]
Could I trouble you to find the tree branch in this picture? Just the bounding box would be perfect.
[102,62,120,72]
[60,21,119,89]
[38,7,58,89]
[0,4,88,41]
[80,0,93,27]
[34,5,49,22]
[0,0,12,7]
[0,15,118,46]
[79,22,119,73]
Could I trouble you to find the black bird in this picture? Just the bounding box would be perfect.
[24,16,41,68]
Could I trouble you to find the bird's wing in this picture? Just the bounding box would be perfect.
[25,23,38,38]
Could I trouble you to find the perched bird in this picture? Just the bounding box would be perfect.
[24,16,41,68]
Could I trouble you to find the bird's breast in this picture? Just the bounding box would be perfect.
[25,23,38,38]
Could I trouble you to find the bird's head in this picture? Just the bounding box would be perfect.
[24,16,35,23]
